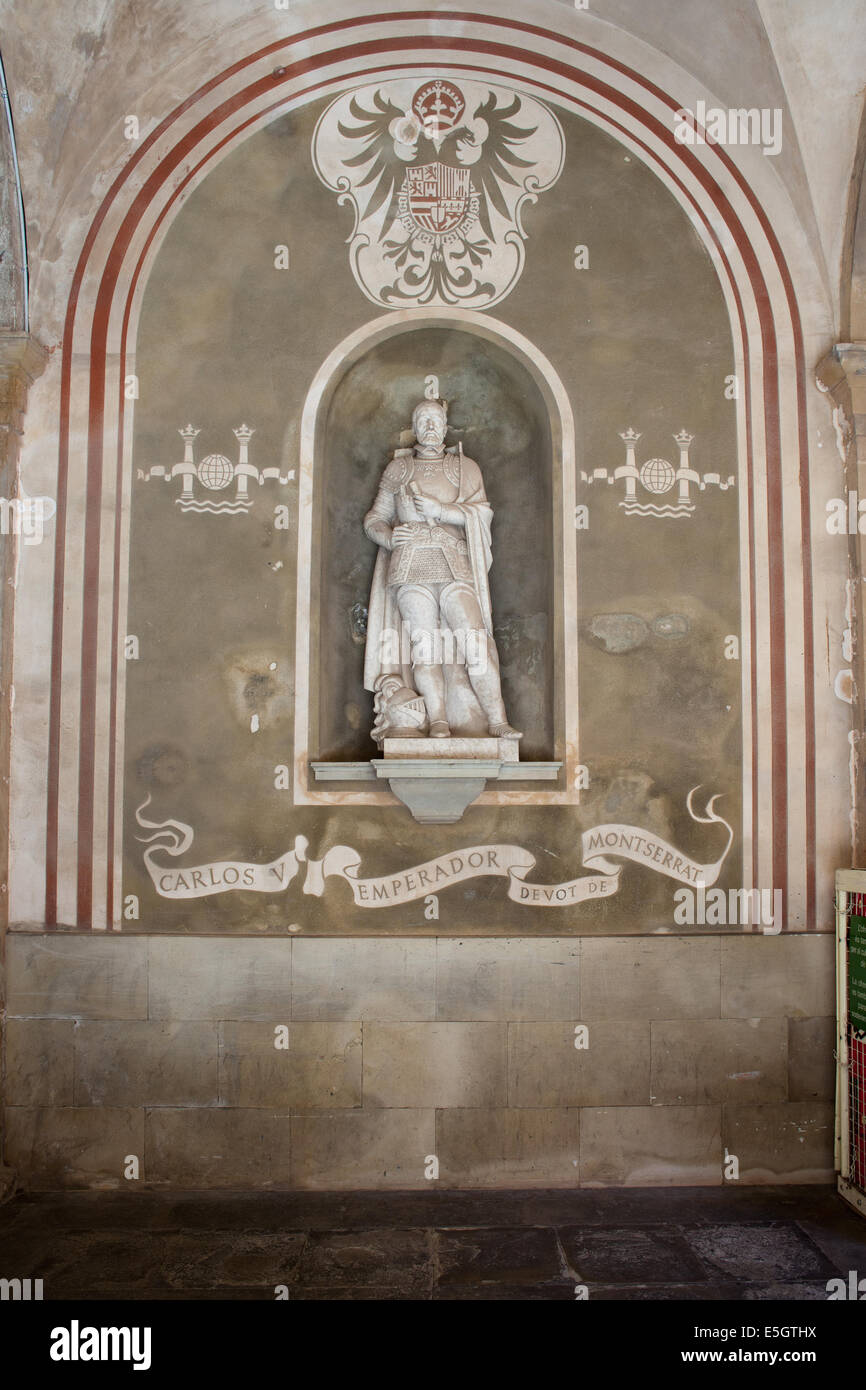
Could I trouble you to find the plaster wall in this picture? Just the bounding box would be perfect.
[118,95,744,936]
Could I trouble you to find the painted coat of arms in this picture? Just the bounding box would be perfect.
[312,79,565,309]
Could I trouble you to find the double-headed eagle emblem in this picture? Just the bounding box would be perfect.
[312,78,565,309]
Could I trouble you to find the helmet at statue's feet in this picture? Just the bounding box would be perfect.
[489,723,522,739]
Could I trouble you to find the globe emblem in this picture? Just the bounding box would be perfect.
[639,457,676,495]
[197,454,234,491]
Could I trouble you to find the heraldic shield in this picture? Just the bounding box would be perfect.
[405,162,472,236]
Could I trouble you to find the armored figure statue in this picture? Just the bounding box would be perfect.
[363,392,521,743]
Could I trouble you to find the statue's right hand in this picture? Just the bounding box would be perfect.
[391,524,416,547]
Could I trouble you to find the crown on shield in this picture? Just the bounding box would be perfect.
[411,80,465,140]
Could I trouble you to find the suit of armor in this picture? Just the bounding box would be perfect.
[363,401,520,741]
[366,447,474,587]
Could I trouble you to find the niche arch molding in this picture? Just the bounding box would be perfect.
[292,308,579,806]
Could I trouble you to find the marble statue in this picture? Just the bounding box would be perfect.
[363,389,521,745]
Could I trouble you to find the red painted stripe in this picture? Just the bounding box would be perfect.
[49,15,802,925]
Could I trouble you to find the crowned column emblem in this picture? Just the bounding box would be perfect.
[137,423,294,515]
[581,429,735,518]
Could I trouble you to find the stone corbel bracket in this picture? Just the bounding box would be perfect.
[313,737,562,823]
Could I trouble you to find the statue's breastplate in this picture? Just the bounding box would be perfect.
[394,456,460,517]
[389,454,472,587]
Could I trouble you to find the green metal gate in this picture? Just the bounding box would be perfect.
[836,870,866,1217]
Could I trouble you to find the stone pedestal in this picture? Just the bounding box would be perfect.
[382,735,521,763]
[376,735,522,821]
[376,735,560,822]
[312,733,561,821]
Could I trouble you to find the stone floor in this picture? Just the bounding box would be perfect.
[0,1185,864,1300]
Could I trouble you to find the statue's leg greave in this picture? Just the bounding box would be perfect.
[396,583,448,727]
[440,583,509,728]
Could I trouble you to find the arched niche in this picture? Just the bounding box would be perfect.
[294,310,579,805]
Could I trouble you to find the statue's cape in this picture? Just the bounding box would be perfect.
[364,450,494,693]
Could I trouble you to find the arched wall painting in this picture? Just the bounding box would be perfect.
[123,77,743,936]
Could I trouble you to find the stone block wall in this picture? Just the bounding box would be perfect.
[1,932,836,1190]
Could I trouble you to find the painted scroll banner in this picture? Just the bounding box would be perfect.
[136,800,305,899]
[136,790,733,907]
